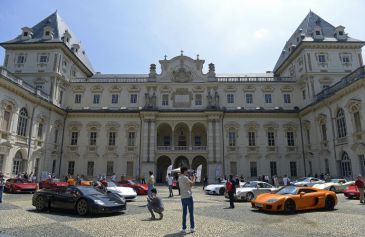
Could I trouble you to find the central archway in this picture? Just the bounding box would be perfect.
[192,156,207,183]
[174,156,190,169]
[156,156,171,183]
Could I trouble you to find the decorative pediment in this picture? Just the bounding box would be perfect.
[244,121,259,130]
[159,86,172,93]
[125,122,139,130]
[283,122,298,130]
[317,113,327,124]
[224,85,237,92]
[261,85,274,92]
[86,121,101,130]
[127,85,140,92]
[67,121,82,130]
[280,85,294,92]
[1,98,17,111]
[35,112,47,122]
[172,67,192,82]
[105,122,120,130]
[71,85,85,93]
[263,122,279,130]
[109,85,122,93]
[91,85,104,93]
[192,86,205,93]
[224,122,240,130]
[53,120,63,128]
[346,98,361,113]
[243,85,256,92]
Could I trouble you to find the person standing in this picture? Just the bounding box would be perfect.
[283,175,290,186]
[355,175,365,204]
[147,188,164,220]
[167,173,174,197]
[147,171,155,197]
[0,172,5,203]
[111,173,117,182]
[226,175,236,208]
[179,167,196,234]
[203,176,208,190]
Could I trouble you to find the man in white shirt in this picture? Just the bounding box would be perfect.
[178,167,196,233]
[167,173,174,197]
[283,174,290,186]
[111,173,117,182]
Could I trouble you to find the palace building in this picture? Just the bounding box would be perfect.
[0,11,364,182]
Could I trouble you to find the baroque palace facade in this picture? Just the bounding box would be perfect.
[0,11,365,182]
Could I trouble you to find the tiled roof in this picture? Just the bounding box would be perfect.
[273,11,364,73]
[1,11,94,74]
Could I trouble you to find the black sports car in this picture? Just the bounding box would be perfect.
[32,186,126,216]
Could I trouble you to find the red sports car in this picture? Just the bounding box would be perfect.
[119,179,148,195]
[344,184,360,199]
[39,178,69,189]
[5,178,38,193]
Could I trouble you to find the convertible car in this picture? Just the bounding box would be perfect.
[290,177,325,187]
[4,178,38,193]
[32,186,126,216]
[343,184,360,199]
[251,186,337,213]
[226,181,279,201]
[39,178,69,189]
[205,181,245,195]
[118,179,148,195]
[313,179,355,192]
[103,181,137,201]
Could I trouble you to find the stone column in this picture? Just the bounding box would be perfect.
[215,118,222,163]
[149,119,156,162]
[208,119,214,162]
[142,119,149,162]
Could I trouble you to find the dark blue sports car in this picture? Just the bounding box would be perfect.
[32,185,126,216]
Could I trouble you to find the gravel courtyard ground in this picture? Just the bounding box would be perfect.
[0,186,364,237]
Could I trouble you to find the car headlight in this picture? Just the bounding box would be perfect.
[266,198,279,203]
[94,200,105,205]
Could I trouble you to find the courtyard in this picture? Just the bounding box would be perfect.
[0,186,364,237]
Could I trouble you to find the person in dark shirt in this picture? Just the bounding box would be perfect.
[147,188,164,220]
[226,175,236,208]
[355,175,364,204]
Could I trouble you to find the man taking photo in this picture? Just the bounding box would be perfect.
[178,167,195,234]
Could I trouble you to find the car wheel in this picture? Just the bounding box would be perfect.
[35,196,46,211]
[219,188,225,195]
[246,192,254,201]
[284,199,296,213]
[325,196,335,210]
[329,186,336,192]
[76,199,89,216]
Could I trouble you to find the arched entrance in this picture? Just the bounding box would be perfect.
[156,156,171,183]
[174,156,190,169]
[13,150,27,175]
[192,156,207,183]
[340,152,352,178]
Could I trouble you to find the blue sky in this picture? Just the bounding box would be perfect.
[0,0,364,74]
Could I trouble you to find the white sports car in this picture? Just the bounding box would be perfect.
[204,181,245,195]
[105,181,137,201]
[313,179,355,192]
[290,177,325,187]
[227,181,280,201]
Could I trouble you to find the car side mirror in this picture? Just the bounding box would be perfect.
[299,192,305,197]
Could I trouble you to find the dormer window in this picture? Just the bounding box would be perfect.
[71,44,80,53]
[43,26,53,39]
[318,55,326,63]
[313,26,324,40]
[315,30,321,36]
[21,27,33,40]
[23,32,28,37]
[63,30,72,45]
[339,31,344,36]
[335,26,347,41]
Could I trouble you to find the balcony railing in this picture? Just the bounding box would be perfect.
[67,145,78,152]
[267,146,278,153]
[156,146,207,152]
[286,146,298,153]
[216,76,294,83]
[247,146,259,153]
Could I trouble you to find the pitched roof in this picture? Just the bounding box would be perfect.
[1,11,94,74]
[273,11,364,73]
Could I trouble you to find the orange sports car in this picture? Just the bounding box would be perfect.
[251,186,337,213]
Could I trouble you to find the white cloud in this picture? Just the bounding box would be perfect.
[254,28,270,40]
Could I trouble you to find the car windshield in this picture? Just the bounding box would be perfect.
[243,182,258,188]
[295,178,308,182]
[107,182,117,187]
[77,186,104,195]
[276,186,298,195]
[15,179,28,183]
[129,180,140,185]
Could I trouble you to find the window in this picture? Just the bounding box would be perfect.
[315,30,321,36]
[194,136,201,146]
[227,94,234,104]
[35,85,43,91]
[336,109,347,138]
[163,136,170,146]
[87,161,94,177]
[111,94,119,104]
[340,152,352,177]
[89,132,97,145]
[51,160,57,174]
[54,129,59,143]
[354,111,362,132]
[17,55,25,64]
[342,56,350,63]
[250,162,257,177]
[23,32,28,37]
[265,94,272,104]
[71,132,78,145]
[321,124,327,141]
[248,131,255,146]
[109,132,116,146]
[128,132,135,146]
[302,90,306,100]
[37,123,43,139]
[39,55,48,63]
[130,94,137,104]
[287,131,295,146]
[324,159,330,174]
[75,94,82,104]
[0,155,4,172]
[12,160,21,174]
[59,90,63,104]
[246,94,253,104]
[68,161,75,175]
[228,131,236,146]
[339,31,344,36]
[290,162,297,177]
[318,55,326,63]
[270,161,277,176]
[106,161,114,176]
[267,130,275,146]
[45,31,50,36]
[283,94,291,104]
[17,108,28,136]
[195,94,202,105]
[162,94,169,106]
[93,94,100,104]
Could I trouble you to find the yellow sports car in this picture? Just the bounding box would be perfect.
[251,186,337,213]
